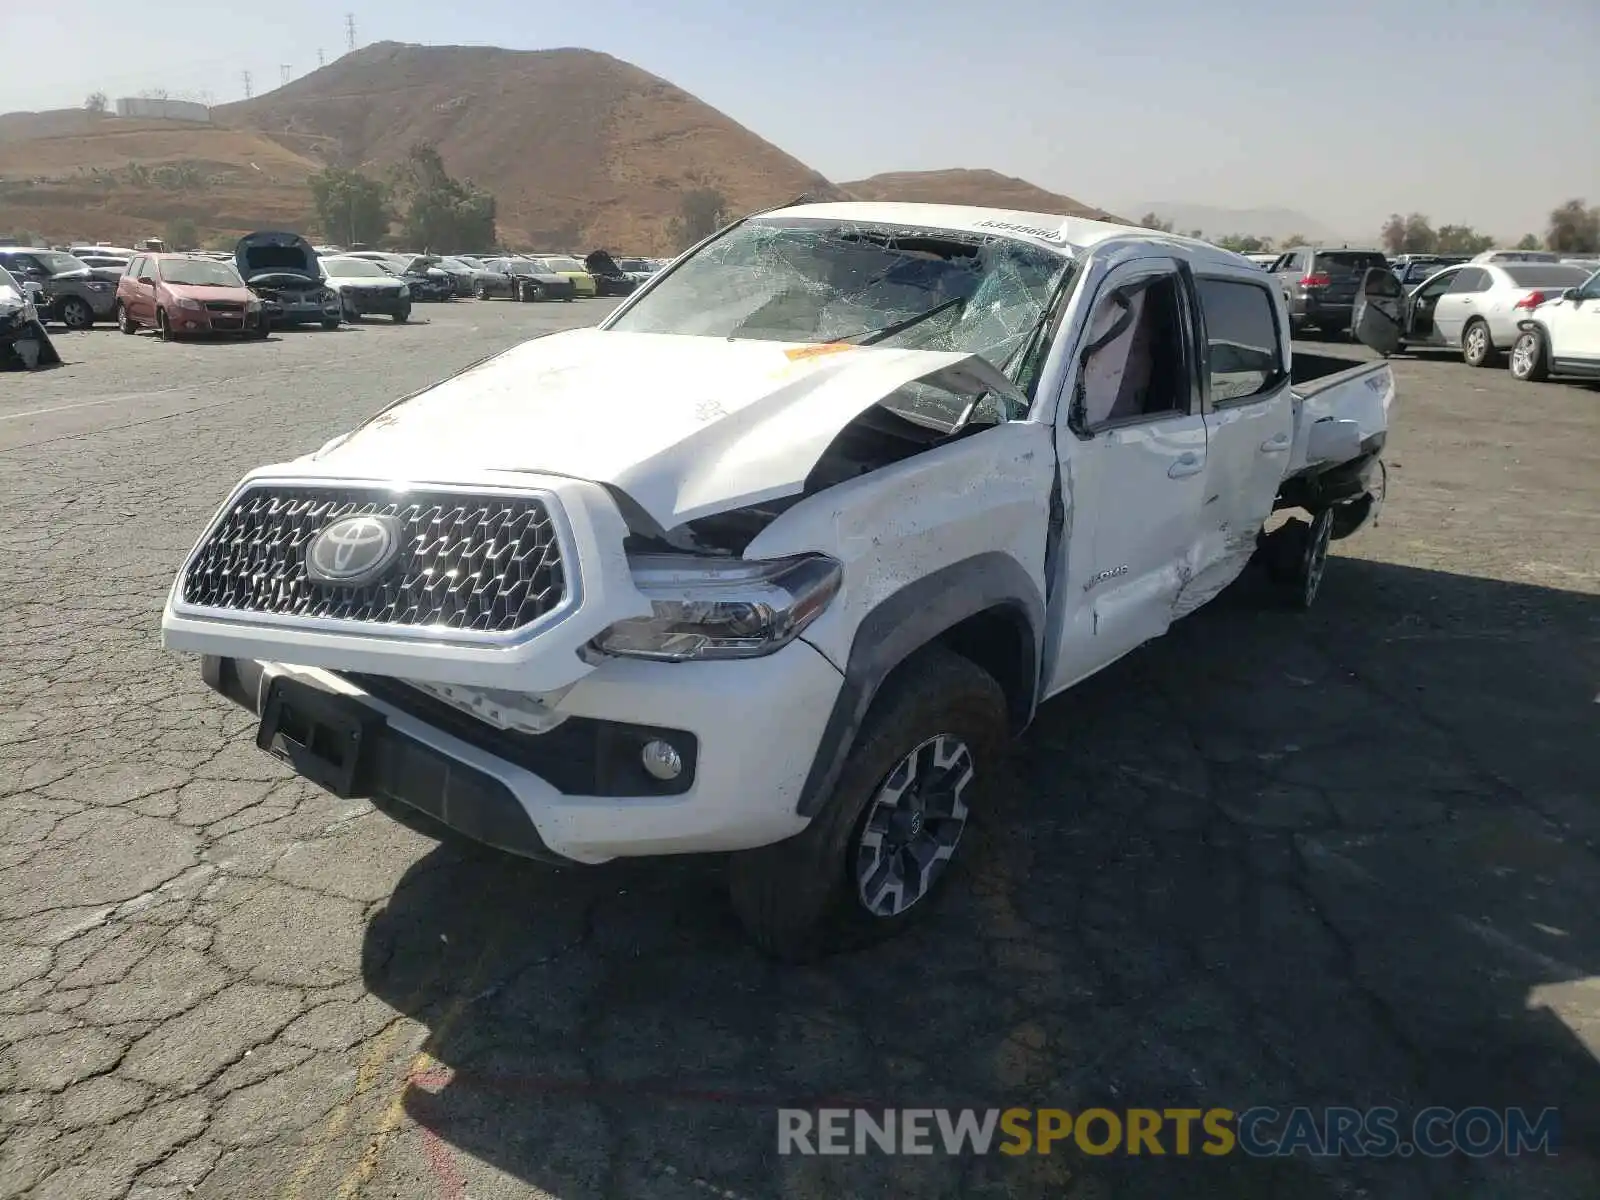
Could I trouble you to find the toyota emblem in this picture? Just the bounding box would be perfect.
[305,514,402,586]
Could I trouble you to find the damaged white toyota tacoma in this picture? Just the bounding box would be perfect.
[162,202,1394,959]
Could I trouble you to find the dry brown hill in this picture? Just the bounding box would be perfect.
[843,169,1124,223]
[216,41,845,250]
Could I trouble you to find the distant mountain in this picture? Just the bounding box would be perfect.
[1126,202,1347,244]
[845,170,1123,222]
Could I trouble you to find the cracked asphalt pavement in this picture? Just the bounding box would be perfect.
[2,304,1598,1199]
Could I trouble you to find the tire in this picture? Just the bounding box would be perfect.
[524,282,545,302]
[320,319,340,331]
[473,281,490,300]
[252,313,269,340]
[1461,319,1499,368]
[116,302,137,335]
[59,296,94,330]
[727,646,1008,962]
[1509,328,1550,383]
[392,306,410,324]
[1275,509,1335,609]
[155,308,173,342]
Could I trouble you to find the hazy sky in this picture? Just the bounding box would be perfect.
[5,0,1597,239]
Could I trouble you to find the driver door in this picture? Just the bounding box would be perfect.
[1352,267,1407,356]
[1041,258,1210,696]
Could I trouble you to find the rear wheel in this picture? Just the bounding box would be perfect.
[1509,328,1550,382]
[728,646,1008,961]
[1462,319,1499,368]
[116,302,137,335]
[473,281,490,300]
[523,282,545,302]
[320,318,340,331]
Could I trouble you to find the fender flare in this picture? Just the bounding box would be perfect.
[794,552,1044,818]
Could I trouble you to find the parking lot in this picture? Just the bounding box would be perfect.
[2,301,1598,1199]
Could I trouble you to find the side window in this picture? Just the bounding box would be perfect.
[1580,272,1600,300]
[1446,268,1488,294]
[1076,272,1191,431]
[1416,270,1457,301]
[1198,278,1285,404]
[127,256,144,279]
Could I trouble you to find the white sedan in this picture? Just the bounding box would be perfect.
[1510,269,1600,383]
[1397,261,1594,367]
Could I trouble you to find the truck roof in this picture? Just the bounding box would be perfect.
[756,201,1254,271]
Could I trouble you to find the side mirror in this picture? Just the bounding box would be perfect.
[1561,288,1581,302]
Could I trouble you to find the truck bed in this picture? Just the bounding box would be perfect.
[1285,351,1393,479]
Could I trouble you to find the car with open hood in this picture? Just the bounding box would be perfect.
[235,231,342,329]
[162,201,1398,960]
[0,248,119,330]
[583,249,639,297]
[115,253,267,340]
[320,256,413,323]
[0,264,61,368]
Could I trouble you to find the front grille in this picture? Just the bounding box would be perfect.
[181,486,567,634]
[204,301,244,312]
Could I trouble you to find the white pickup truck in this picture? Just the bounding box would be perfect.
[162,202,1394,960]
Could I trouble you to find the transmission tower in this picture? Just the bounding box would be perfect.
[241,70,253,100]
[280,64,291,86]
[346,14,357,52]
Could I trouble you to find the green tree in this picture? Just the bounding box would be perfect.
[1217,234,1271,253]
[667,187,730,249]
[309,167,393,247]
[391,143,495,253]
[1138,211,1175,233]
[1514,233,1541,251]
[164,217,200,249]
[1545,199,1599,254]
[1281,232,1309,249]
[1381,212,1436,255]
[1433,225,1495,255]
[84,92,108,114]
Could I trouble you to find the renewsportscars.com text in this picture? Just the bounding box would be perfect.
[777,1106,1559,1158]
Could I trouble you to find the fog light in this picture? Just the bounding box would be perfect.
[640,739,682,781]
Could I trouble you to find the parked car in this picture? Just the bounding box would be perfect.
[1509,268,1600,382]
[1268,247,1391,337]
[528,254,598,297]
[0,247,119,330]
[114,253,267,340]
[0,264,61,368]
[342,252,455,301]
[235,232,342,329]
[430,256,478,297]
[320,256,413,323]
[617,257,662,284]
[1392,255,1468,287]
[470,258,575,302]
[69,244,137,258]
[76,254,130,283]
[1368,260,1595,366]
[1243,252,1278,270]
[1472,249,1560,265]
[583,249,638,297]
[161,201,1396,959]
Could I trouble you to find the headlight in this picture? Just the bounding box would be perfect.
[319,288,335,303]
[398,284,410,298]
[246,299,262,312]
[594,553,841,662]
[176,297,203,311]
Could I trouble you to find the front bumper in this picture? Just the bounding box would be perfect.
[267,298,342,325]
[202,641,841,863]
[339,290,410,316]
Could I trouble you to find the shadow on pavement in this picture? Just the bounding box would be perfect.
[361,557,1600,1198]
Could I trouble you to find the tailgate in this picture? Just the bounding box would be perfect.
[1313,253,1389,304]
[1287,360,1394,477]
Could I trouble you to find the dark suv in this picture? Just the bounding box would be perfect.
[1270,247,1391,337]
[0,248,119,330]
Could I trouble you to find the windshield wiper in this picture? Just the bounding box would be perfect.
[837,296,965,347]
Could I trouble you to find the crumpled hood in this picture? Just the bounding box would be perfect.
[311,327,1019,529]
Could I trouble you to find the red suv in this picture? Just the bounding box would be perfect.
[115,254,267,340]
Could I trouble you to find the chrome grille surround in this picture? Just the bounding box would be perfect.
[174,479,578,644]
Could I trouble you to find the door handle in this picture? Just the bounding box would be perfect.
[1259,433,1290,453]
[1168,452,1204,479]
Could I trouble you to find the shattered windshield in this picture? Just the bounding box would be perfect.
[607,218,1073,388]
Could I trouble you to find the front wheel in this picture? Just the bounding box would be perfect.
[728,646,1008,962]
[59,296,94,331]
[116,303,137,335]
[1509,328,1550,382]
[320,319,340,331]
[155,308,173,342]
[1461,319,1499,368]
[392,306,410,324]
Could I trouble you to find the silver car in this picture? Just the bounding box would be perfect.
[0,248,119,329]
[1395,261,1595,367]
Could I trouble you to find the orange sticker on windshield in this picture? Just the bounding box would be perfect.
[784,342,857,362]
